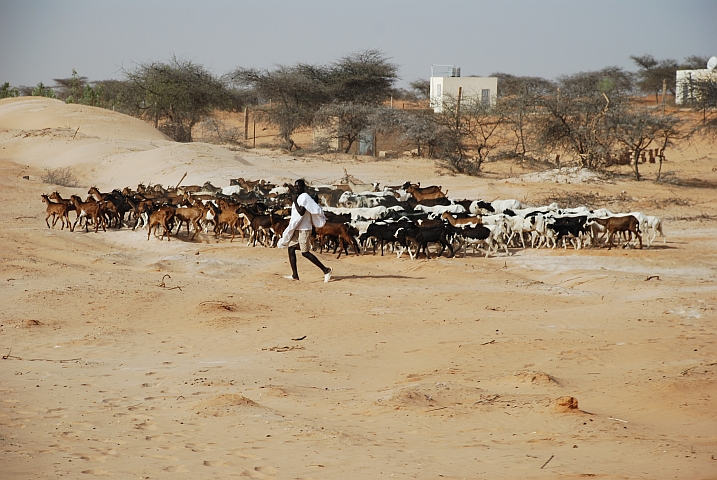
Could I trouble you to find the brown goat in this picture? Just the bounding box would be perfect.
[88,186,126,227]
[314,222,361,259]
[441,211,482,227]
[48,191,77,219]
[174,203,208,241]
[141,204,175,241]
[590,216,642,250]
[238,205,273,246]
[205,203,243,242]
[70,195,106,233]
[405,184,447,202]
[268,212,290,247]
[41,194,72,231]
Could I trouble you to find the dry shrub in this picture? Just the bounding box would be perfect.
[667,212,717,222]
[41,167,80,187]
[196,118,242,144]
[650,197,693,209]
[531,189,632,208]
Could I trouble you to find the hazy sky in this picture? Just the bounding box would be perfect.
[1,0,715,89]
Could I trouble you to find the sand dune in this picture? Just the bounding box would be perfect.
[1,97,716,479]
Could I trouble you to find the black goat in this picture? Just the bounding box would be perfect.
[395,224,454,259]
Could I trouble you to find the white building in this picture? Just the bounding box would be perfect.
[675,56,717,105]
[429,65,497,113]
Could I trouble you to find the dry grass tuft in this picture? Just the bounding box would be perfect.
[649,196,693,209]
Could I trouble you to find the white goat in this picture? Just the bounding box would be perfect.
[491,199,523,214]
[324,206,388,221]
[483,221,511,257]
[645,215,666,246]
[414,203,466,216]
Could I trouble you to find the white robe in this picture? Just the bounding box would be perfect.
[277,193,326,248]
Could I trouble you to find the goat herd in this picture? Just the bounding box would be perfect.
[40,177,666,260]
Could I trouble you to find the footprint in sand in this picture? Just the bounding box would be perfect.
[240,467,277,479]
[88,447,117,459]
[185,442,211,452]
[80,469,112,475]
[48,444,71,452]
[229,451,260,459]
[163,465,189,473]
[254,466,278,475]
[78,454,108,463]
[133,420,157,430]
[59,430,82,442]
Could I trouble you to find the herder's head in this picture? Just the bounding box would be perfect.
[294,179,306,194]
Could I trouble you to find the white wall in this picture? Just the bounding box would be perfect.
[676,69,717,105]
[430,77,498,112]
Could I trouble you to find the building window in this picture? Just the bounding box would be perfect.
[482,89,490,105]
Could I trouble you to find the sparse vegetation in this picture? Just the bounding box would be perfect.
[52,69,115,108]
[6,52,715,181]
[1,82,20,98]
[531,190,632,209]
[197,117,243,145]
[230,50,397,151]
[30,82,56,98]
[41,166,80,187]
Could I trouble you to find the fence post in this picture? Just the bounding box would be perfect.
[244,107,249,140]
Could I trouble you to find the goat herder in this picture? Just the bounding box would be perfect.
[277,179,333,282]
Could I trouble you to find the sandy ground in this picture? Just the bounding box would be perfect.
[1,97,717,479]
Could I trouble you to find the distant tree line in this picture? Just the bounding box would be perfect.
[1,51,715,179]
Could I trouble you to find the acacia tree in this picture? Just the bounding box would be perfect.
[691,76,717,137]
[371,107,445,158]
[653,114,686,181]
[313,103,376,153]
[230,50,397,150]
[608,106,680,180]
[535,67,633,169]
[230,65,330,150]
[631,54,678,103]
[408,79,430,100]
[431,94,505,174]
[53,69,116,108]
[53,69,88,103]
[123,57,234,142]
[493,73,554,156]
[680,55,712,70]
[327,50,398,104]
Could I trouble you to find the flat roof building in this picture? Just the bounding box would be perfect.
[675,56,717,105]
[429,65,497,113]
